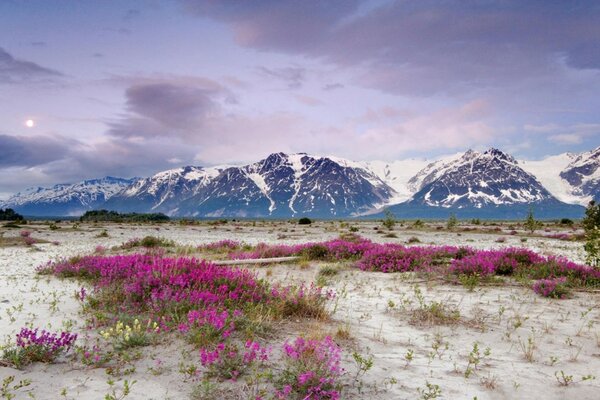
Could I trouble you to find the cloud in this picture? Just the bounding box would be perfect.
[294,95,321,106]
[0,134,74,167]
[322,83,343,91]
[524,123,600,140]
[106,78,233,140]
[0,47,63,84]
[549,134,583,145]
[187,1,600,96]
[181,0,361,52]
[257,66,305,89]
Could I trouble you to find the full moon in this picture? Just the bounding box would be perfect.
[25,119,35,128]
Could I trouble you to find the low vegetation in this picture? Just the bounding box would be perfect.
[79,209,170,223]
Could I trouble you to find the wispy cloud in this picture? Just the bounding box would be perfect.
[0,47,63,84]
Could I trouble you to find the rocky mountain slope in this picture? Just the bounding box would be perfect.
[3,147,597,218]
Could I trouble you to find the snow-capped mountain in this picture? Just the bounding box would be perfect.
[407,148,554,207]
[519,146,600,206]
[559,146,600,204]
[330,157,430,203]
[0,177,136,216]
[104,166,226,213]
[3,148,597,219]
[108,153,396,217]
[382,148,585,219]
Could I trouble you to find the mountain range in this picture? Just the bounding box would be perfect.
[1,147,598,219]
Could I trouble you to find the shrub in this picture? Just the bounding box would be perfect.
[198,239,241,252]
[524,208,542,234]
[1,328,77,369]
[560,218,574,225]
[41,254,333,346]
[120,236,174,249]
[382,210,396,230]
[298,217,312,225]
[447,213,458,230]
[532,277,570,298]
[199,340,270,380]
[276,336,343,399]
[583,201,600,267]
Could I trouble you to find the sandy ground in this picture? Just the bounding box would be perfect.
[0,220,598,399]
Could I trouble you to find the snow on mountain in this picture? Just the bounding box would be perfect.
[174,153,396,217]
[519,153,583,205]
[0,177,136,216]
[406,152,465,193]
[105,166,227,214]
[407,148,556,208]
[3,147,598,218]
[559,146,600,203]
[518,147,600,206]
[330,157,430,204]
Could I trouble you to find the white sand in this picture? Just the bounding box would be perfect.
[0,221,598,399]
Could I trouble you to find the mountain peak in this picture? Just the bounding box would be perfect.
[483,148,517,163]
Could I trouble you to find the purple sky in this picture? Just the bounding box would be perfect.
[1,0,599,198]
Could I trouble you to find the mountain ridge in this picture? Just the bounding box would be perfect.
[2,147,597,218]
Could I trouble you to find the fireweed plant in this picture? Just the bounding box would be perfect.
[33,235,596,396]
[228,236,600,293]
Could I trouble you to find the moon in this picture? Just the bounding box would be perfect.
[25,119,35,128]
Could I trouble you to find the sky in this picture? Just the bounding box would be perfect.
[1,0,599,198]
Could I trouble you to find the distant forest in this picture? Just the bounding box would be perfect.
[79,210,170,223]
[0,208,24,221]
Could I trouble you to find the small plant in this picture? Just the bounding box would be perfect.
[104,379,136,400]
[318,265,338,277]
[407,236,421,244]
[382,210,396,231]
[458,274,480,292]
[100,319,158,350]
[517,334,537,362]
[199,340,270,380]
[532,277,570,298]
[351,351,374,382]
[464,342,491,378]
[2,327,77,368]
[275,336,343,400]
[524,207,542,234]
[583,201,600,267]
[404,349,414,367]
[298,217,312,225]
[1,376,31,400]
[418,381,442,400]
[96,229,109,238]
[447,213,458,230]
[120,236,174,249]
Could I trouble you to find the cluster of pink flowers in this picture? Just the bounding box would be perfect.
[544,233,579,241]
[229,236,372,261]
[276,336,342,400]
[532,277,569,298]
[42,253,334,341]
[179,307,242,339]
[448,248,544,276]
[198,239,241,252]
[15,328,77,355]
[199,340,270,380]
[357,243,467,273]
